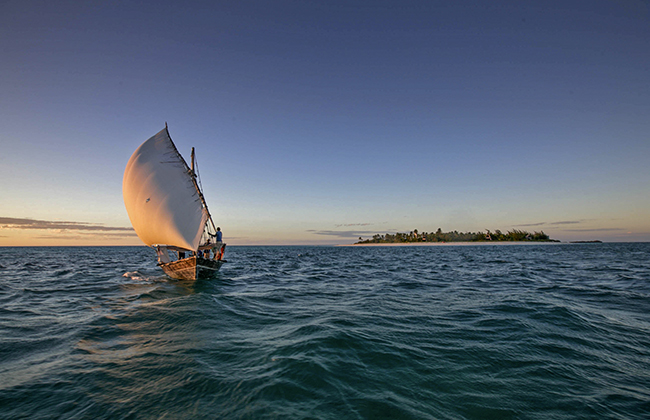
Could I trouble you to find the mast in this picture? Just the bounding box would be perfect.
[189,145,218,239]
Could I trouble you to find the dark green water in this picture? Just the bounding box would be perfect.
[1,244,649,419]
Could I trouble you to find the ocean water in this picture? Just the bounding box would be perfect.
[1,243,649,419]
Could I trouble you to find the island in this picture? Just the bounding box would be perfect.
[355,228,560,244]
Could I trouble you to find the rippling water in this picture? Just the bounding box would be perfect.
[1,244,649,419]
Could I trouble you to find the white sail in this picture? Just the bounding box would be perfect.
[123,127,208,251]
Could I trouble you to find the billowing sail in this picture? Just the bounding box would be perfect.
[123,127,208,251]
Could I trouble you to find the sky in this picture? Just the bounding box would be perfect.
[1,0,649,246]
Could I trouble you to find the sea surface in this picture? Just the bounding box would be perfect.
[1,243,649,419]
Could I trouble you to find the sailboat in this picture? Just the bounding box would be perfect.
[123,124,226,280]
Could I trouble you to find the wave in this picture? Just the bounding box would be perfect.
[1,244,650,419]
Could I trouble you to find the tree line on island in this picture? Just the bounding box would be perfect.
[356,228,559,244]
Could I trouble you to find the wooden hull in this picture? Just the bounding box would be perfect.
[160,256,224,280]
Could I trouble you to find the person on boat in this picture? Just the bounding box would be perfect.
[214,227,224,260]
[156,246,170,264]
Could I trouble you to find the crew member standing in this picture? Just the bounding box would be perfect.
[215,227,225,260]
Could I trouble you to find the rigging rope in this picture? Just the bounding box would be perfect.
[193,152,217,240]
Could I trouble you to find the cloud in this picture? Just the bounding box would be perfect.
[549,221,583,225]
[561,228,626,232]
[307,229,382,239]
[0,217,134,232]
[33,231,139,240]
[307,222,390,239]
[515,220,586,227]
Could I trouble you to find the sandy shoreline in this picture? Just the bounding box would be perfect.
[338,241,566,247]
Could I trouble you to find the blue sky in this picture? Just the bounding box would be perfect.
[1,0,649,245]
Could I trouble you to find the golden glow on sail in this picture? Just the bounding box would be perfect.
[123,128,208,251]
